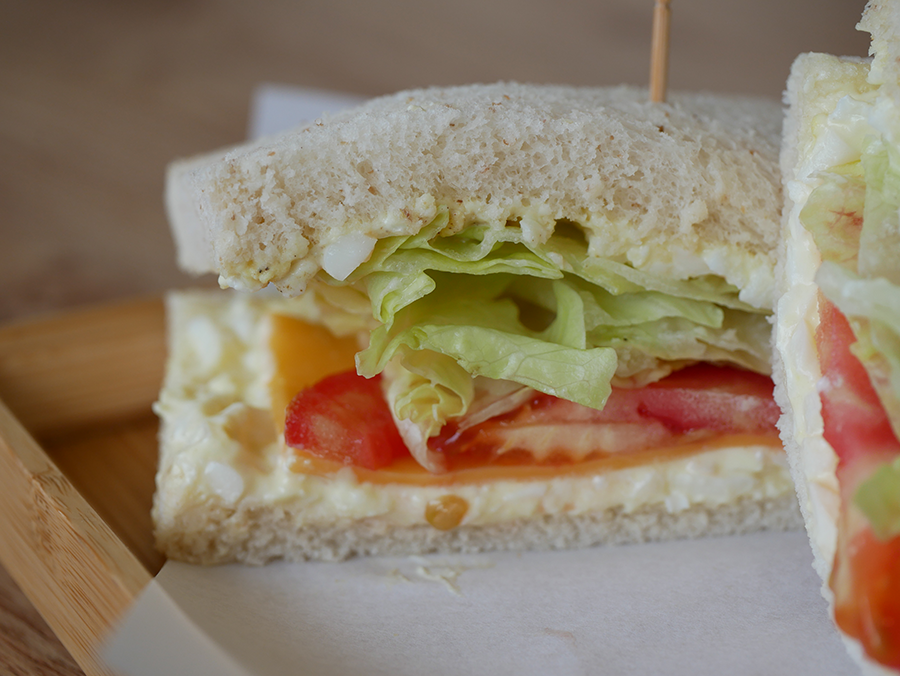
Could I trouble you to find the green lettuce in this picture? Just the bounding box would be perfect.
[356,274,619,409]
[855,457,900,540]
[858,138,900,284]
[309,206,771,457]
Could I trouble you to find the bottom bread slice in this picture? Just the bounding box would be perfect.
[152,290,801,565]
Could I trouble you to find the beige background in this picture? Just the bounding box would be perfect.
[0,0,871,673]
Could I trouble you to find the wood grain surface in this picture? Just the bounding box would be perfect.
[0,393,151,676]
[0,564,83,676]
[0,298,166,437]
[0,0,872,673]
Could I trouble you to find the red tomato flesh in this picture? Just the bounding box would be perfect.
[284,371,408,470]
[831,528,900,668]
[635,363,779,434]
[817,297,900,668]
[817,299,899,470]
[428,363,779,469]
[285,364,779,473]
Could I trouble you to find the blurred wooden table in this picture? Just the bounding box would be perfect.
[0,0,870,673]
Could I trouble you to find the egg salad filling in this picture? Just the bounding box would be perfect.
[153,291,794,531]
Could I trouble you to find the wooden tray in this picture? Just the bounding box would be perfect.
[0,297,169,676]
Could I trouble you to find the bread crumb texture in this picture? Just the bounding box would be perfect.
[184,83,782,304]
[158,495,801,565]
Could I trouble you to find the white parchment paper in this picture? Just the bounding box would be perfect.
[106,532,858,675]
[102,85,860,676]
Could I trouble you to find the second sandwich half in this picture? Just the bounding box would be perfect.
[156,83,801,564]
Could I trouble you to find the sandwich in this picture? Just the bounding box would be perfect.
[775,2,900,672]
[154,82,801,565]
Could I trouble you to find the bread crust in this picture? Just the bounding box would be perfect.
[859,1,900,96]
[158,493,801,566]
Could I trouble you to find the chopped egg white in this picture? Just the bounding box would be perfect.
[204,461,245,503]
[155,291,794,530]
[321,232,377,281]
[797,94,876,181]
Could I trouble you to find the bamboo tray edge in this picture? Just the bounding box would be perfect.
[0,297,169,676]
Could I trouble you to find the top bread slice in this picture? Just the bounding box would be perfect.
[168,82,784,309]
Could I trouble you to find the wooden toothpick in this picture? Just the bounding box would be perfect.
[649,0,671,103]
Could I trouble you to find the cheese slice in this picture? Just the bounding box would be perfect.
[268,312,360,432]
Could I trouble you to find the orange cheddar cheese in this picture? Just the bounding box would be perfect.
[269,313,360,432]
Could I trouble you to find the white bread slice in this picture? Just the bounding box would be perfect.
[153,290,801,565]
[859,1,900,96]
[166,151,221,274]
[775,49,899,676]
[168,83,784,309]
[774,51,873,582]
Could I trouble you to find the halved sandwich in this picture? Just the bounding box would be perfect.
[775,2,900,672]
[155,82,801,565]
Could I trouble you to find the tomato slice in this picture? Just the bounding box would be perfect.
[429,363,779,469]
[831,528,900,668]
[285,364,779,474]
[817,297,900,669]
[638,363,780,434]
[284,371,409,470]
[817,299,899,470]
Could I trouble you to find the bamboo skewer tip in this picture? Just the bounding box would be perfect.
[649,0,672,103]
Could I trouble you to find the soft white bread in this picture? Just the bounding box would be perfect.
[774,51,873,583]
[168,83,783,309]
[153,291,800,565]
[166,150,221,274]
[774,45,899,676]
[859,1,900,96]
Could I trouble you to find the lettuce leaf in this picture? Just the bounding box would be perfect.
[859,138,900,284]
[357,275,618,408]
[855,456,900,540]
[311,207,770,456]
